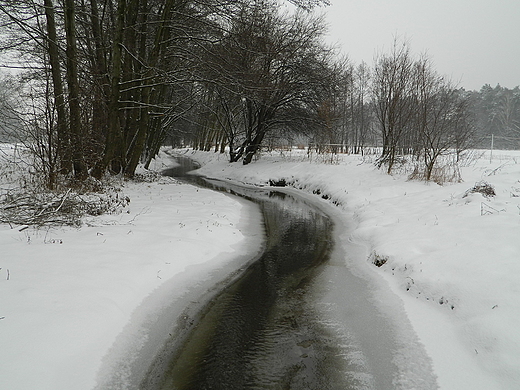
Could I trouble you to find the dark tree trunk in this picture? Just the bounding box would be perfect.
[43,0,71,178]
[89,0,110,159]
[64,0,88,179]
[93,0,125,178]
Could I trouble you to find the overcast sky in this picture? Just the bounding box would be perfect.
[320,0,520,91]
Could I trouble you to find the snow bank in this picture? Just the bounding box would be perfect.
[183,147,520,390]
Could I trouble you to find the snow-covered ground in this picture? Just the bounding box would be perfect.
[1,144,519,389]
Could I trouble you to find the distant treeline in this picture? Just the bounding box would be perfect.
[468,84,520,149]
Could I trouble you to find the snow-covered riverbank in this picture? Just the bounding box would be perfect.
[1,145,519,389]
[184,147,520,390]
[0,152,263,390]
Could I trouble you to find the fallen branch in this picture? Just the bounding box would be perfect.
[0,188,130,227]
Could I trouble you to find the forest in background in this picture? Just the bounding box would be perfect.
[468,84,520,150]
[0,0,518,191]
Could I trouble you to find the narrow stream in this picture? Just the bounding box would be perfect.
[141,158,352,389]
[137,156,438,390]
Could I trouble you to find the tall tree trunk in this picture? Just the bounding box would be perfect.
[43,0,71,177]
[243,128,266,164]
[63,0,87,179]
[89,0,110,159]
[93,0,125,178]
[120,0,140,167]
[124,0,148,176]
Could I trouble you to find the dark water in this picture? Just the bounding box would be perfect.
[143,156,356,389]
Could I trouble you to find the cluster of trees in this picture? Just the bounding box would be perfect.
[469,84,520,149]
[0,0,330,188]
[1,0,517,189]
[185,2,337,164]
[370,41,475,179]
[183,35,475,180]
[190,38,477,180]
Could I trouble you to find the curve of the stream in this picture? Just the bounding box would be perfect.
[97,156,438,390]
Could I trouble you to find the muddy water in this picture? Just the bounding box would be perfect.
[141,156,436,390]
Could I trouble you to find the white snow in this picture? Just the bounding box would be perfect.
[1,145,519,389]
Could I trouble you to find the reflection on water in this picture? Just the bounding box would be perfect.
[143,157,361,389]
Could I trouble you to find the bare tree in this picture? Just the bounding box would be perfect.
[414,58,453,180]
[0,0,336,189]
[372,39,416,173]
[409,55,476,180]
[347,61,373,153]
[63,0,87,179]
[43,0,70,180]
[201,2,335,163]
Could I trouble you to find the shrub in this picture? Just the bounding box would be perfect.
[463,181,496,199]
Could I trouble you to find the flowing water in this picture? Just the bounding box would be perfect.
[137,155,437,390]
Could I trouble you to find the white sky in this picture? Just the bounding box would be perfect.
[321,0,520,91]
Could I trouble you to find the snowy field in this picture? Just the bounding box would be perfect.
[1,144,519,389]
